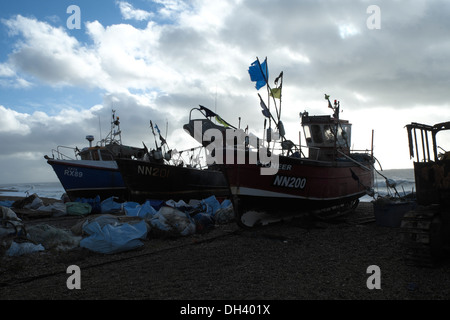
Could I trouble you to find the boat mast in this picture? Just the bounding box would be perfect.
[101,109,122,146]
[254,57,287,151]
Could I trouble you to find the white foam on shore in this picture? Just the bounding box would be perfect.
[0,182,65,200]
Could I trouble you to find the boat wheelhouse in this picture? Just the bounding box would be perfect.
[45,111,146,201]
[301,111,352,161]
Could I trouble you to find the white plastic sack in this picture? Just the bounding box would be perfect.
[1,206,21,221]
[89,214,121,227]
[122,201,140,215]
[0,206,24,238]
[124,201,158,219]
[36,202,67,216]
[220,199,232,209]
[149,206,196,236]
[24,196,44,210]
[165,199,189,208]
[214,205,234,224]
[27,224,81,251]
[80,219,147,254]
[6,241,45,256]
[201,196,221,216]
[24,195,44,210]
[101,197,123,214]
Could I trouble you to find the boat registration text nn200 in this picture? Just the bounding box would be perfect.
[137,165,170,178]
[273,175,307,189]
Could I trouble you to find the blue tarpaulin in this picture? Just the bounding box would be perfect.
[80,218,148,254]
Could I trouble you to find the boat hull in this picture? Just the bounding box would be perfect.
[222,152,374,215]
[47,159,127,201]
[116,159,230,203]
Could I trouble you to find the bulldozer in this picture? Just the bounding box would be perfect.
[401,121,450,267]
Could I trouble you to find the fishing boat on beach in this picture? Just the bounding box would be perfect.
[44,110,147,201]
[116,106,230,203]
[187,58,376,227]
[116,152,229,204]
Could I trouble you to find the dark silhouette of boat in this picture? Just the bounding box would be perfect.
[45,110,146,201]
[185,59,376,226]
[116,107,231,203]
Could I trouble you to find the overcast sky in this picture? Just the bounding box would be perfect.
[1,0,450,184]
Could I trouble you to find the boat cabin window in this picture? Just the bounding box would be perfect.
[304,124,327,145]
[79,148,115,161]
[79,148,92,160]
[80,153,89,160]
[303,123,352,148]
[323,125,335,144]
[311,125,324,144]
[337,124,351,147]
[91,150,100,161]
[100,150,114,161]
[304,126,312,143]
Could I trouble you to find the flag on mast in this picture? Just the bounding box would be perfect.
[270,71,283,99]
[248,58,268,90]
[325,94,333,109]
[270,87,281,99]
[258,93,271,118]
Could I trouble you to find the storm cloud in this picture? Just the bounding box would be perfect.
[1,0,450,183]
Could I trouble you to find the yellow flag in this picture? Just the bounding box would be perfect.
[215,115,229,127]
[270,87,281,99]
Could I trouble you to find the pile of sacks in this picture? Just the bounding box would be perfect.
[76,195,234,254]
[0,205,81,257]
[0,193,67,216]
[1,194,234,256]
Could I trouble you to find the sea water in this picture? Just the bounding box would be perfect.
[0,168,415,202]
[0,181,65,200]
[361,168,415,202]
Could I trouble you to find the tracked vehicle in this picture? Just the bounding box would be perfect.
[401,121,450,266]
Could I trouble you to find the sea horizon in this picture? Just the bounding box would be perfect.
[0,180,65,200]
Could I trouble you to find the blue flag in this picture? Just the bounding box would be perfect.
[248,58,268,90]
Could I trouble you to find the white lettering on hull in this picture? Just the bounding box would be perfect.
[273,175,307,189]
[64,167,83,178]
[137,165,170,178]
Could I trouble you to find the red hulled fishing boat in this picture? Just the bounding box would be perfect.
[189,58,375,226]
[222,104,375,226]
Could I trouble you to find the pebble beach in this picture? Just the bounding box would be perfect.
[1,195,450,306]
